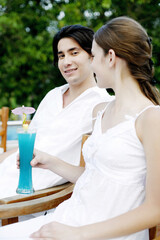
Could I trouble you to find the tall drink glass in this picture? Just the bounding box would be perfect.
[16,128,36,194]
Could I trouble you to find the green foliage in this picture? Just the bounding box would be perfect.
[0,0,160,118]
[0,0,65,115]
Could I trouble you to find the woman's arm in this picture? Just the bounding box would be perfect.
[30,149,85,183]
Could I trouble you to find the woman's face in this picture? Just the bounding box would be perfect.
[91,40,112,89]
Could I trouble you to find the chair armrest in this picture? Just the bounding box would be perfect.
[153,236,160,240]
[0,182,72,204]
[0,183,74,219]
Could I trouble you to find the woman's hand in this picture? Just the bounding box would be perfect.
[30,149,54,170]
[16,149,54,171]
[30,221,82,240]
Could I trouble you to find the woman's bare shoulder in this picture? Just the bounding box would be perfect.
[136,106,160,141]
[139,106,160,126]
[92,102,108,119]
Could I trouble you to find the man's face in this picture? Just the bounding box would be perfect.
[57,37,92,86]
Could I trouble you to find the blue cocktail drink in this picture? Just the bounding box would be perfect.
[16,128,36,194]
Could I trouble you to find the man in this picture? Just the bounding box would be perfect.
[0,25,113,200]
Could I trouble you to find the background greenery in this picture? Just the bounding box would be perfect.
[0,0,160,119]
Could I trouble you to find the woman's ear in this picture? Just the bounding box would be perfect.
[108,49,116,67]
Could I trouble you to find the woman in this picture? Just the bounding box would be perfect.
[1,16,160,240]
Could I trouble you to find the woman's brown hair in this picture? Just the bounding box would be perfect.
[94,16,160,105]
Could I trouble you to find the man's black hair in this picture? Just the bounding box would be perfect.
[52,24,94,66]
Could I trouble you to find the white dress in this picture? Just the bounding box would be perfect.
[0,104,158,239]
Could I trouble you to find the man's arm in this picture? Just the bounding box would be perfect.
[0,147,18,163]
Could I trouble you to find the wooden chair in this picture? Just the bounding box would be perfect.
[154,235,160,240]
[150,226,159,240]
[0,134,159,240]
[0,182,74,225]
[0,107,9,152]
